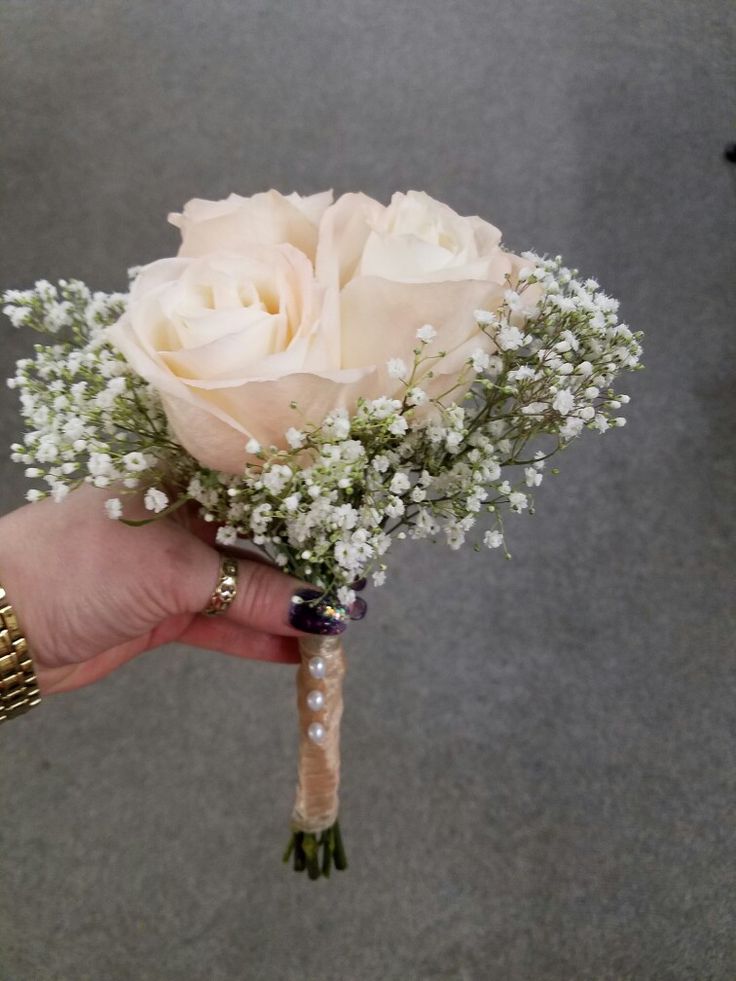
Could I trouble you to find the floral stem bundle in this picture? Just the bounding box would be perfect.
[3,189,643,879]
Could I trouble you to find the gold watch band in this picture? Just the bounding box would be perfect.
[0,584,41,723]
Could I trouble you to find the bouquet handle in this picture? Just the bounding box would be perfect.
[283,634,348,878]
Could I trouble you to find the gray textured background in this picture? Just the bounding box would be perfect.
[1,2,735,979]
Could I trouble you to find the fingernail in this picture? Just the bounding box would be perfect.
[349,596,367,621]
[351,577,367,592]
[289,588,349,635]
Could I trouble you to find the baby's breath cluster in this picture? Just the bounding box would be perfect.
[3,254,642,598]
[4,279,174,505]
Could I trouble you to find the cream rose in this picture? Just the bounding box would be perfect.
[108,189,528,474]
[315,190,528,403]
[106,243,374,473]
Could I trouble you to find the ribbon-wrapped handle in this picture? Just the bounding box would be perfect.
[284,635,348,877]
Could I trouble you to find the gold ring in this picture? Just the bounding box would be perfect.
[203,556,239,616]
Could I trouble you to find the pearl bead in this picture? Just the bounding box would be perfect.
[307,722,326,744]
[308,656,326,680]
[306,689,325,712]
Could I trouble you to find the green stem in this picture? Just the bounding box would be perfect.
[282,819,348,880]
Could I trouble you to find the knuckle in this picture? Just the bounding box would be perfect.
[235,561,276,627]
[160,535,208,614]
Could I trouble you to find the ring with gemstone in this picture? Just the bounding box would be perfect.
[203,555,239,616]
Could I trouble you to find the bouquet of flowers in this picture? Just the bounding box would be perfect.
[3,189,642,879]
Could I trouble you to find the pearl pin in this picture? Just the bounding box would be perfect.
[306,689,325,712]
[307,722,326,744]
[307,656,326,680]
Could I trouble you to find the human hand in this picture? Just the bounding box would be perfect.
[0,485,331,696]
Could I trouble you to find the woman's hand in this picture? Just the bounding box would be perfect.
[0,485,313,696]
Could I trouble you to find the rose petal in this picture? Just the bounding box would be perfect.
[161,367,375,473]
[170,189,327,262]
[315,192,385,290]
[338,275,508,370]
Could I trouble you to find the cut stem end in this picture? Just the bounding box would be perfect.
[282,819,347,879]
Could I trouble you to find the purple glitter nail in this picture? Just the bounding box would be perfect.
[348,596,367,621]
[288,588,349,635]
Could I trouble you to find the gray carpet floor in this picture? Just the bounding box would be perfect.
[1,2,734,979]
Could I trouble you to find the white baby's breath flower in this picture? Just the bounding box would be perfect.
[123,451,150,472]
[216,525,238,546]
[470,349,491,373]
[245,438,261,454]
[250,502,273,533]
[51,483,70,503]
[368,397,402,420]
[371,455,390,473]
[560,417,584,440]
[323,409,351,440]
[406,387,427,406]
[372,570,386,587]
[445,430,463,452]
[62,418,85,441]
[416,323,437,342]
[88,452,113,477]
[285,427,305,449]
[552,389,575,416]
[36,436,59,463]
[483,530,503,549]
[550,295,577,313]
[385,497,405,518]
[387,358,407,379]
[105,498,123,520]
[507,365,537,382]
[445,524,466,549]
[496,324,526,351]
[473,308,497,327]
[508,491,528,512]
[388,416,408,436]
[486,355,503,377]
[337,586,356,607]
[263,464,293,495]
[389,472,411,495]
[521,402,547,417]
[144,487,169,513]
[503,289,529,314]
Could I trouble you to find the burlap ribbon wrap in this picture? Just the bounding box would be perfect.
[290,634,346,834]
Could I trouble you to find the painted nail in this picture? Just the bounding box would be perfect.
[350,577,367,592]
[348,596,367,621]
[289,588,349,635]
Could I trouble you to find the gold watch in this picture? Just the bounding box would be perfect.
[0,584,41,723]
